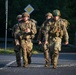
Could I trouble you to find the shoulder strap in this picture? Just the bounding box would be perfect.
[18,22,21,30]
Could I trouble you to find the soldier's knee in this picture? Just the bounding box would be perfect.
[44,49,49,53]
[53,51,59,57]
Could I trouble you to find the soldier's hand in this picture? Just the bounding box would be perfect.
[16,42,20,45]
[25,28,31,33]
[45,41,48,44]
[65,42,68,45]
[15,40,20,45]
[38,41,42,45]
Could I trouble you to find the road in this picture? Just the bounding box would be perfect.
[0,53,76,75]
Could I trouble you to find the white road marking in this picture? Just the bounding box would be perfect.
[29,64,76,68]
[0,59,16,70]
[5,57,23,67]
[0,68,3,70]
[5,60,16,67]
[0,56,76,69]
[0,57,23,70]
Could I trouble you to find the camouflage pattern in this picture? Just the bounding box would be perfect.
[18,20,37,67]
[61,18,70,29]
[22,12,30,17]
[37,19,52,42]
[14,44,21,67]
[37,12,53,67]
[12,14,23,67]
[53,9,61,16]
[16,15,22,19]
[45,18,69,68]
[12,23,20,39]
[12,22,21,67]
[45,12,53,17]
[37,19,52,67]
[22,39,33,66]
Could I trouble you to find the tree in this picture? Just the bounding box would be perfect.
[0,0,76,38]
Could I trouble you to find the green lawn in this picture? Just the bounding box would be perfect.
[0,44,75,55]
[0,48,15,54]
[0,47,40,55]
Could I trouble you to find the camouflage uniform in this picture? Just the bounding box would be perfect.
[45,10,69,69]
[12,15,22,67]
[18,12,37,67]
[37,12,53,67]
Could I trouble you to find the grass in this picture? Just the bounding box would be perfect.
[0,48,15,54]
[0,45,76,55]
[0,44,43,55]
[0,47,40,55]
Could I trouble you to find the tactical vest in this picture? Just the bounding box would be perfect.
[40,20,51,41]
[19,20,36,40]
[49,18,66,38]
[61,18,69,29]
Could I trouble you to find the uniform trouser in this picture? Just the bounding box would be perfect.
[21,39,33,66]
[15,50,21,66]
[43,44,50,64]
[49,50,59,66]
[49,37,61,66]
[14,45,21,66]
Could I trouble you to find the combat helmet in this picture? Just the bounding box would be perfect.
[45,12,53,17]
[16,14,22,19]
[53,9,61,16]
[22,12,30,17]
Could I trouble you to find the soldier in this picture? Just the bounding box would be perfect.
[37,12,53,67]
[12,14,22,67]
[44,9,69,69]
[18,12,37,67]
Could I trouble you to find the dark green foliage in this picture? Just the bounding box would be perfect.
[0,0,76,40]
[0,0,76,26]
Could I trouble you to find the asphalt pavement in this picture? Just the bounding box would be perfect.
[0,53,76,75]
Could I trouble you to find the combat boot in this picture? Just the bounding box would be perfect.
[23,62,28,68]
[28,56,31,64]
[17,65,21,67]
[17,63,21,67]
[53,65,57,69]
[23,64,28,68]
[45,62,50,67]
[51,60,53,65]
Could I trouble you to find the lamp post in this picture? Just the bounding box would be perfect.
[5,0,8,51]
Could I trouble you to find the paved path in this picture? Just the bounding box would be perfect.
[0,53,76,75]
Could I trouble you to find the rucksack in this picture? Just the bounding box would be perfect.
[61,18,70,29]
